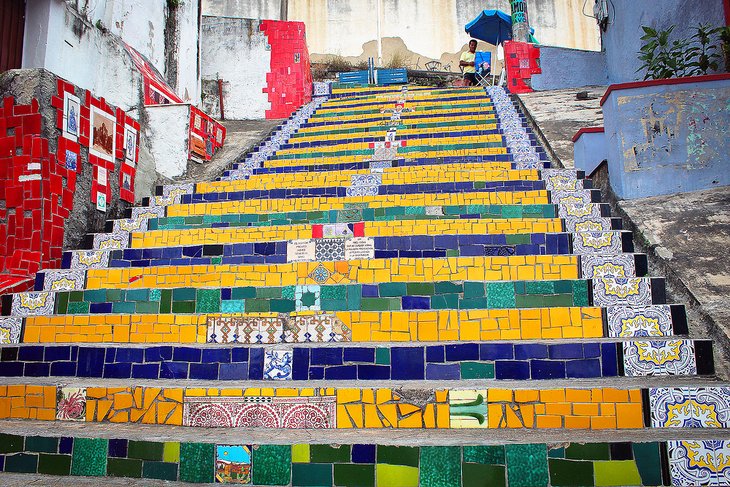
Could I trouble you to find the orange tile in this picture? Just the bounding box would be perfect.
[565,389,592,403]
[591,415,617,429]
[603,388,629,403]
[616,403,644,429]
[564,415,591,429]
[536,415,563,428]
[573,403,600,417]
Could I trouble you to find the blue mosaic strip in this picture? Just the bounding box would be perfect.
[316,93,494,109]
[300,109,497,128]
[280,129,504,149]
[0,342,624,381]
[180,180,545,204]
[62,232,571,268]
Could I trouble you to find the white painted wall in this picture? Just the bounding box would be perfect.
[173,0,202,104]
[145,104,191,178]
[200,16,271,120]
[23,0,143,111]
[203,0,283,20]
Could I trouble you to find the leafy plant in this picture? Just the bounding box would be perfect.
[637,26,692,80]
[720,26,730,73]
[686,23,722,76]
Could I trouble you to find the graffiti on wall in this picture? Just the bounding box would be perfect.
[617,87,730,171]
[510,0,529,24]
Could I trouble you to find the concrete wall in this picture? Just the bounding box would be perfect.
[146,104,191,179]
[602,0,726,84]
[531,46,608,90]
[200,16,271,119]
[602,76,730,199]
[202,0,601,67]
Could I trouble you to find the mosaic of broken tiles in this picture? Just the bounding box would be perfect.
[3,433,722,485]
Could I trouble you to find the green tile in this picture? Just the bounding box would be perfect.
[420,446,460,487]
[334,463,374,487]
[292,444,310,463]
[462,463,506,487]
[38,453,72,475]
[406,282,435,295]
[565,443,610,461]
[258,287,283,299]
[4,453,39,473]
[632,443,663,486]
[463,281,485,298]
[594,460,642,486]
[460,361,495,379]
[375,464,418,487]
[378,282,407,297]
[160,289,172,313]
[25,436,58,453]
[179,442,215,483]
[549,447,566,459]
[171,301,195,313]
[56,292,69,313]
[143,460,178,480]
[253,445,291,485]
[195,289,221,313]
[486,281,516,308]
[321,285,347,300]
[375,348,390,365]
[463,446,505,465]
[173,287,196,300]
[505,444,548,487]
[376,445,418,467]
[69,290,84,302]
[244,298,270,312]
[505,233,530,244]
[0,434,23,453]
[128,440,164,461]
[232,287,257,299]
[71,437,108,477]
[113,301,137,313]
[270,298,296,313]
[134,301,159,313]
[292,463,333,486]
[67,301,89,314]
[434,281,463,294]
[548,458,594,486]
[310,444,350,463]
[163,442,180,463]
[107,458,143,478]
[361,298,390,311]
[106,289,123,301]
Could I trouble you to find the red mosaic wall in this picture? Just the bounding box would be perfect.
[260,20,313,119]
[189,106,226,162]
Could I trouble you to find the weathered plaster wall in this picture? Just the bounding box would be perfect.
[602,77,730,199]
[172,0,202,104]
[602,0,726,83]
[202,0,601,67]
[145,104,191,178]
[200,16,271,119]
[531,46,608,90]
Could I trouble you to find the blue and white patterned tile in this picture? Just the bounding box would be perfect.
[263,350,293,380]
[70,249,111,270]
[0,317,22,344]
[580,254,636,279]
[11,292,55,316]
[623,340,697,376]
[284,314,351,343]
[541,169,583,191]
[314,238,345,261]
[606,305,673,337]
[650,387,730,428]
[592,277,652,307]
[93,231,129,250]
[668,439,730,486]
[346,185,379,197]
[572,231,624,255]
[552,189,594,206]
[558,202,602,221]
[568,217,614,233]
[350,173,382,187]
[39,269,85,291]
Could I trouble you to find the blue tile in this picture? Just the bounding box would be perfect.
[292,348,310,380]
[145,346,173,362]
[231,348,249,363]
[351,444,376,464]
[357,365,390,380]
[583,343,601,358]
[548,343,585,360]
[249,348,264,380]
[59,437,73,455]
[401,296,430,310]
[104,362,132,379]
[343,347,374,363]
[44,346,71,361]
[530,360,566,379]
[105,348,116,364]
[308,367,324,380]
[480,343,514,360]
[108,439,128,458]
[494,360,530,380]
[426,346,445,363]
[426,363,460,380]
[514,344,548,360]
[566,359,601,379]
[391,347,424,380]
[17,346,44,361]
[159,362,189,379]
[131,363,160,379]
[189,363,219,380]
[115,348,143,363]
[445,344,479,361]
[23,362,50,377]
[173,347,202,363]
[601,343,619,377]
[202,348,231,364]
[311,348,343,366]
[77,348,105,377]
[219,363,248,380]
[0,362,23,377]
[324,365,358,380]
[50,362,77,376]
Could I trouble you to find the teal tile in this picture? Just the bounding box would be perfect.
[463,446,505,465]
[253,445,291,486]
[179,442,215,483]
[321,285,347,300]
[420,446,460,487]
[221,299,246,312]
[375,348,390,365]
[632,443,663,486]
[195,289,221,313]
[71,437,108,477]
[142,461,178,481]
[505,444,548,487]
[292,463,333,486]
[463,281,485,298]
[5,453,39,473]
[126,289,148,301]
[378,282,407,297]
[460,362,495,379]
[25,436,58,453]
[172,287,196,300]
[486,282,516,308]
[67,301,89,314]
[232,287,257,299]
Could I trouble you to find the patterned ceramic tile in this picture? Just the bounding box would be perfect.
[0,317,22,344]
[183,395,336,428]
[207,316,284,344]
[564,216,613,233]
[351,173,382,187]
[591,277,652,307]
[623,340,697,376]
[572,231,624,255]
[11,291,55,316]
[346,184,379,197]
[93,231,129,250]
[215,445,252,484]
[40,269,85,291]
[314,238,345,261]
[668,439,730,486]
[541,169,582,191]
[322,223,353,239]
[308,264,332,284]
[56,387,87,421]
[607,305,673,337]
[70,250,111,270]
[283,314,351,343]
[263,350,293,380]
[650,387,730,428]
[295,285,321,311]
[580,254,636,279]
[552,190,594,206]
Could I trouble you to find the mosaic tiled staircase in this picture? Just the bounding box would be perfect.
[0,84,728,486]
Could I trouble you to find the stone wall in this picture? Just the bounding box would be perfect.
[531,46,608,91]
